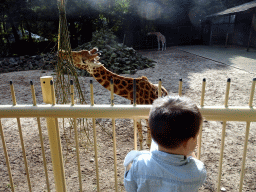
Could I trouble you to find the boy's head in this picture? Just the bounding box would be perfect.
[148,96,202,149]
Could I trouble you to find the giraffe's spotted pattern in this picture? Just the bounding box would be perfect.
[90,66,168,104]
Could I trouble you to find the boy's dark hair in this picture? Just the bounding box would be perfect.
[148,96,202,149]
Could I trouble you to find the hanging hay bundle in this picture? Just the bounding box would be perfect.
[56,0,86,104]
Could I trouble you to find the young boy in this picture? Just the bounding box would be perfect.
[124,96,206,192]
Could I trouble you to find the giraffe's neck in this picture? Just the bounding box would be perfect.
[73,61,168,104]
[74,63,135,101]
[152,32,165,41]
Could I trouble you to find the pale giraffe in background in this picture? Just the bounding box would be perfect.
[147,32,166,51]
[58,48,168,149]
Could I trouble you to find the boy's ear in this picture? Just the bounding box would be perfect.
[182,138,191,149]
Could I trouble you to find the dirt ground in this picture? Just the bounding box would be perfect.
[0,47,256,191]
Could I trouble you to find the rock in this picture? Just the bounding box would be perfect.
[2,69,8,73]
[110,53,117,58]
[90,159,94,162]
[9,58,16,63]
[105,45,113,51]
[28,63,33,69]
[35,55,41,60]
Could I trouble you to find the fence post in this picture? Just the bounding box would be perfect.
[40,76,67,192]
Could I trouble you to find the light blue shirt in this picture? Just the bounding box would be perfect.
[123,140,207,192]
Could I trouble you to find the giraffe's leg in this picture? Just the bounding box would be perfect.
[145,119,151,148]
[132,100,143,150]
[137,119,143,150]
[158,40,160,50]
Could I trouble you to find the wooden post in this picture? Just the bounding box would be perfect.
[40,76,67,192]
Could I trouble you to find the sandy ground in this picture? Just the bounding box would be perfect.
[0,47,256,191]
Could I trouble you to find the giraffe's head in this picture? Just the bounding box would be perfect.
[79,48,104,71]
[58,48,103,66]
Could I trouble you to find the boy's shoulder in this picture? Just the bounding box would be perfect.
[187,156,205,169]
[124,150,150,170]
[132,151,206,176]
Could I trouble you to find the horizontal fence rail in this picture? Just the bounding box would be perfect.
[0,76,255,192]
[0,105,256,121]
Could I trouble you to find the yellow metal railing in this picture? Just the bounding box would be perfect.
[0,76,255,192]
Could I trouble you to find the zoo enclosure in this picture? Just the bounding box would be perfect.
[0,76,256,192]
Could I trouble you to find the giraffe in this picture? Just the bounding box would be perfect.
[147,32,166,51]
[58,48,168,149]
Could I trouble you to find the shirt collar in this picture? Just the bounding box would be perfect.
[151,150,189,166]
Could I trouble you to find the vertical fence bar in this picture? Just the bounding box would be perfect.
[70,80,75,106]
[200,78,206,107]
[239,122,250,192]
[110,79,114,107]
[111,79,118,191]
[178,78,182,96]
[30,81,50,192]
[198,78,206,160]
[16,118,32,192]
[90,80,94,106]
[30,81,37,107]
[133,119,138,150]
[90,80,100,191]
[112,118,118,192]
[239,78,256,192]
[248,78,256,107]
[133,79,138,150]
[0,120,15,192]
[92,118,100,191]
[224,78,231,107]
[40,76,67,192]
[70,80,82,191]
[217,78,231,192]
[10,81,16,105]
[133,79,136,106]
[217,121,227,192]
[158,79,162,98]
[74,119,82,191]
[10,81,32,192]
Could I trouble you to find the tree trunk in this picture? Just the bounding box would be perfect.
[25,20,33,43]
[8,16,20,43]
